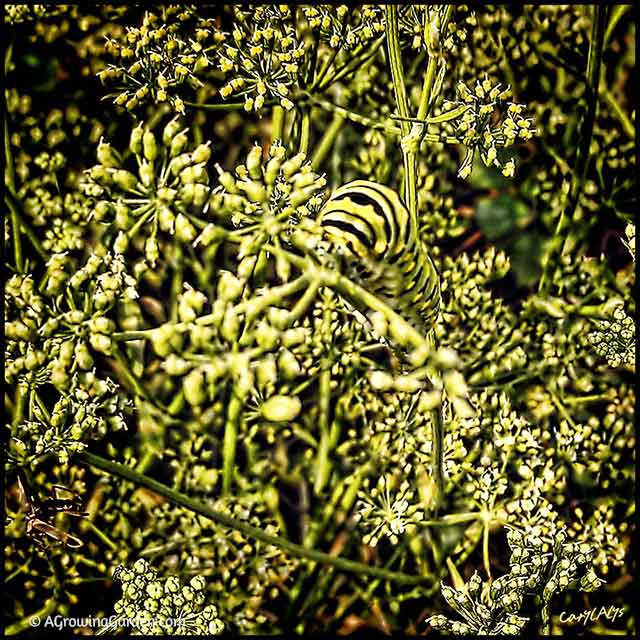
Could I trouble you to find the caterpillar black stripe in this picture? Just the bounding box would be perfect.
[318,180,441,332]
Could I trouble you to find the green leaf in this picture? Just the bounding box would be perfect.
[475,194,530,241]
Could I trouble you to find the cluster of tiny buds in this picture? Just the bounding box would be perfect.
[588,306,635,369]
[112,558,224,635]
[301,6,385,49]
[100,8,224,114]
[450,75,536,179]
[213,143,325,228]
[218,6,302,112]
[356,475,424,547]
[86,117,215,264]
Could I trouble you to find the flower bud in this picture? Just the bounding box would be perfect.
[255,320,280,350]
[217,271,244,302]
[192,142,212,164]
[150,323,175,357]
[265,156,283,186]
[237,255,257,280]
[75,340,94,369]
[162,116,182,146]
[158,206,175,233]
[112,169,139,191]
[180,183,209,208]
[175,214,197,242]
[89,332,112,355]
[88,165,111,186]
[139,160,155,188]
[195,223,227,247]
[221,307,240,342]
[169,152,192,176]
[170,131,189,158]
[278,349,301,379]
[130,122,144,155]
[369,370,394,390]
[89,316,115,334]
[237,180,267,203]
[50,364,70,389]
[394,375,422,393]
[184,369,206,406]
[419,389,442,411]
[143,130,158,162]
[246,145,263,180]
[180,164,208,185]
[260,395,302,422]
[256,355,277,391]
[145,236,159,265]
[114,231,129,254]
[290,184,322,208]
[97,137,121,168]
[281,327,306,347]
[216,166,238,193]
[164,354,192,376]
[281,152,307,179]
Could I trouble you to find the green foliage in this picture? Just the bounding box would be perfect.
[3,4,635,637]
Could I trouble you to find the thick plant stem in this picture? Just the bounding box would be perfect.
[539,5,606,292]
[311,111,347,170]
[5,598,58,635]
[222,391,243,495]
[415,7,452,123]
[385,6,417,222]
[184,99,276,111]
[5,191,47,262]
[5,112,23,270]
[271,105,285,143]
[313,364,332,495]
[430,398,445,510]
[298,107,311,155]
[77,451,432,585]
[600,88,634,140]
[604,5,630,47]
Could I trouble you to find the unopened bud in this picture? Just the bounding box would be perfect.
[260,395,302,422]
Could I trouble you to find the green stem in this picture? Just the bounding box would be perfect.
[331,270,431,355]
[184,99,276,111]
[222,391,243,495]
[4,194,47,262]
[316,37,385,92]
[112,329,153,342]
[302,90,402,136]
[430,399,445,511]
[298,106,311,155]
[5,598,57,635]
[600,88,634,140]
[285,277,321,326]
[113,276,311,343]
[416,7,453,123]
[77,451,431,585]
[603,5,630,47]
[109,342,166,415]
[5,120,23,270]
[311,111,346,171]
[385,6,417,218]
[13,386,26,428]
[169,245,183,323]
[271,105,285,144]
[539,5,607,292]
[420,511,483,527]
[313,365,332,495]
